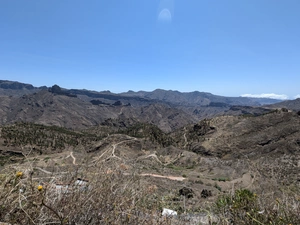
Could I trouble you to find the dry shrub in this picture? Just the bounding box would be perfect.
[0,163,173,225]
[213,189,300,225]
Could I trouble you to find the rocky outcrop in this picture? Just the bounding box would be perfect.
[179,187,194,198]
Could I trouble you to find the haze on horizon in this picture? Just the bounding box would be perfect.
[0,0,300,99]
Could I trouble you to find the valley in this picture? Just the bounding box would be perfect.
[0,81,299,224]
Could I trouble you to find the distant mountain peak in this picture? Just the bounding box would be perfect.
[0,80,35,90]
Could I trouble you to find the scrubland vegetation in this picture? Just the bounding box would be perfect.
[0,163,165,225]
[0,161,299,225]
[0,112,299,224]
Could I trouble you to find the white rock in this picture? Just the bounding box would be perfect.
[162,208,177,216]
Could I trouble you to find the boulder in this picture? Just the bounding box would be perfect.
[179,187,194,198]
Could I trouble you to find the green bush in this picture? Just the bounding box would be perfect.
[214,189,300,225]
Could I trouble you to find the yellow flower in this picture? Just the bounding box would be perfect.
[16,171,23,178]
[37,185,43,191]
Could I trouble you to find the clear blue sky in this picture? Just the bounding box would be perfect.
[1,0,300,99]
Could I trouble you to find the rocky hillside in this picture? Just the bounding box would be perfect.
[121,89,281,106]
[0,107,299,223]
[0,89,195,132]
[172,109,300,158]
[0,80,46,97]
[0,81,298,225]
[2,108,299,162]
[0,81,282,132]
[267,98,300,111]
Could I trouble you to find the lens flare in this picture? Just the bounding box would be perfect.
[158,8,172,23]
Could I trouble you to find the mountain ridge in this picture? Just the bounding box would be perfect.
[0,80,299,224]
[1,80,296,132]
[0,80,282,106]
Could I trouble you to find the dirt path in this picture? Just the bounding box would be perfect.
[92,137,137,163]
[183,127,188,148]
[118,107,124,115]
[110,143,122,160]
[34,167,53,174]
[183,133,187,148]
[70,151,77,165]
[137,153,163,165]
[140,173,186,181]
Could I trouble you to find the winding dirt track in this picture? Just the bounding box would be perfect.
[68,139,186,182]
[183,133,187,148]
[140,173,186,181]
[70,151,77,165]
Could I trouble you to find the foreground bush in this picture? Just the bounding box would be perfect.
[0,164,168,225]
[214,189,300,225]
[1,163,299,225]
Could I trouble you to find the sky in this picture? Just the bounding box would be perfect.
[1,0,300,99]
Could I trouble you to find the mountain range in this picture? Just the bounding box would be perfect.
[1,80,297,132]
[0,80,299,224]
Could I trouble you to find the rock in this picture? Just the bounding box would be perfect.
[201,189,212,198]
[113,101,122,106]
[191,144,212,156]
[162,208,177,216]
[179,187,194,198]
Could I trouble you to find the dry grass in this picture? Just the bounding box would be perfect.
[0,162,174,225]
[0,151,299,225]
